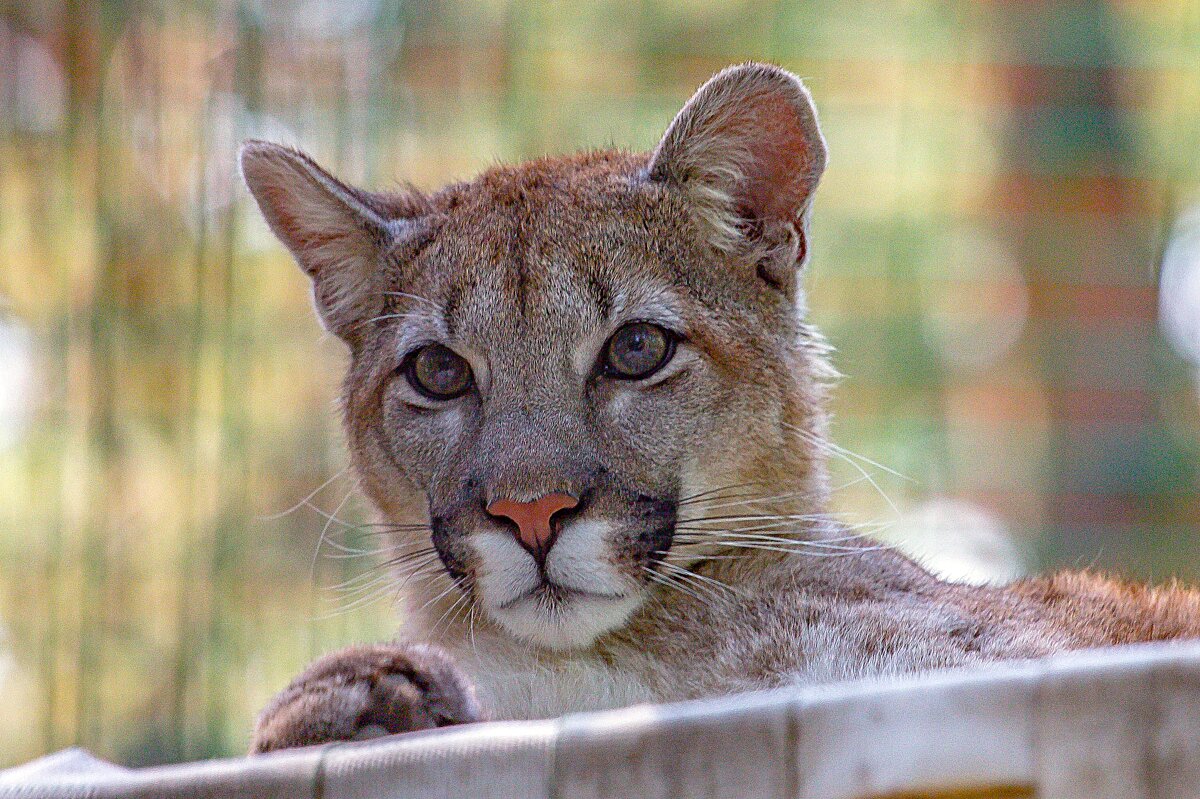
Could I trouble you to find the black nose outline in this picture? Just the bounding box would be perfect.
[429,514,470,584]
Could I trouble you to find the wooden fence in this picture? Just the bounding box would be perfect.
[6,641,1200,799]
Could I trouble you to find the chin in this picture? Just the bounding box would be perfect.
[487,589,643,651]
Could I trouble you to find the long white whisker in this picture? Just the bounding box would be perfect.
[328,571,392,596]
[791,426,901,516]
[327,559,436,597]
[467,605,480,659]
[823,438,914,482]
[360,312,417,326]
[642,566,706,604]
[785,422,913,515]
[696,540,889,557]
[681,490,815,514]
[429,589,472,638]
[299,497,363,530]
[416,579,465,616]
[675,483,763,506]
[381,291,444,311]
[322,539,439,561]
[676,532,887,552]
[675,519,894,538]
[657,561,735,596]
[319,578,405,618]
[260,467,349,521]
[311,489,356,581]
[675,512,831,526]
[317,558,446,618]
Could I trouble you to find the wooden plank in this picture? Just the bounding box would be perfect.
[552,691,798,799]
[795,669,1037,799]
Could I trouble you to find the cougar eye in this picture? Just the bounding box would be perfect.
[602,322,676,380]
[404,344,473,400]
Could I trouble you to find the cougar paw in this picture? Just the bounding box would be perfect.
[250,643,481,753]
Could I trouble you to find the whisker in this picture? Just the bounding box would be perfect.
[396,563,447,587]
[344,303,433,336]
[784,423,906,513]
[318,536,428,560]
[326,562,439,597]
[317,580,404,618]
[327,571,392,595]
[311,489,356,580]
[355,523,436,533]
[359,312,418,327]
[260,467,349,521]
[429,589,472,638]
[680,490,815,514]
[675,482,764,506]
[674,511,831,526]
[381,291,445,311]
[682,540,890,557]
[831,474,873,492]
[321,539,439,561]
[324,553,442,600]
[642,566,707,604]
[674,519,894,538]
[322,536,378,556]
[317,552,448,618]
[326,558,442,596]
[293,498,364,531]
[376,548,442,567]
[467,605,480,659]
[415,579,465,616]
[674,532,885,553]
[344,556,440,585]
[821,437,914,482]
[676,523,894,542]
[657,561,735,596]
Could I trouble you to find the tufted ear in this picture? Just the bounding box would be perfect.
[239,141,415,344]
[648,63,827,290]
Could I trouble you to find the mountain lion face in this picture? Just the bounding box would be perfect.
[241,64,832,650]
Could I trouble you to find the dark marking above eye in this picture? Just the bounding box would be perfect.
[442,285,463,338]
[584,271,613,318]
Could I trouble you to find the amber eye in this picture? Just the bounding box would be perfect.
[602,323,676,380]
[404,344,473,400]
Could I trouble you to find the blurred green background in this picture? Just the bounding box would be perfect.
[1,0,1199,768]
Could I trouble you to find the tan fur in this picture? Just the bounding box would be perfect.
[240,63,1200,751]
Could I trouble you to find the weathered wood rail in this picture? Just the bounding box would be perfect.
[4,641,1200,799]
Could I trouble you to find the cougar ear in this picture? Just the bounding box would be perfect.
[239,141,413,344]
[648,63,827,290]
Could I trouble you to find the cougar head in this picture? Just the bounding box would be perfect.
[241,63,832,651]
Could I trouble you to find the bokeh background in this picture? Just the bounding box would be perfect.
[1,0,1199,768]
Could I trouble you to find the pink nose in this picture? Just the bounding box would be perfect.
[486,493,579,561]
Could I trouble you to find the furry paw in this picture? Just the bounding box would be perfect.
[250,643,481,753]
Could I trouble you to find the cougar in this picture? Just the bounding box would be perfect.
[239,63,1200,752]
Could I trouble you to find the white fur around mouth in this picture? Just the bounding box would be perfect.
[470,521,646,650]
[487,588,643,651]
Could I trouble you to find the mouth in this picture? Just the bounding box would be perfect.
[462,509,673,649]
[497,579,626,610]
